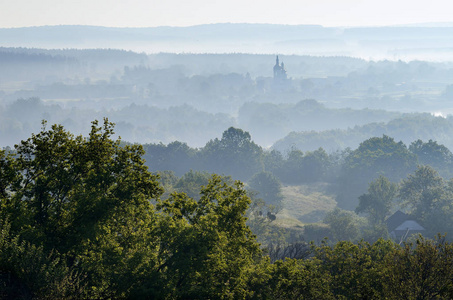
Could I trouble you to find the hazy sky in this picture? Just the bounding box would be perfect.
[1,0,453,28]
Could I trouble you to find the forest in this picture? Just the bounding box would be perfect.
[3,41,453,298]
[3,120,453,299]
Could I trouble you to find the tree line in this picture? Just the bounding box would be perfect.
[143,127,453,206]
[3,120,453,298]
[142,127,453,246]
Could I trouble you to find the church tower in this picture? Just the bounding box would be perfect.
[273,55,287,80]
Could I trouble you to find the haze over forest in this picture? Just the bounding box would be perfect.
[6,22,453,297]
[4,24,453,59]
[3,24,453,150]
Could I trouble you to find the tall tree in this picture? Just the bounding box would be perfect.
[152,175,262,298]
[324,208,361,242]
[1,119,164,296]
[337,135,416,210]
[409,139,453,177]
[201,127,263,181]
[248,171,283,207]
[356,175,397,226]
[399,165,444,223]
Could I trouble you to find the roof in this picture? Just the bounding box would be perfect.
[394,220,425,231]
[386,210,410,232]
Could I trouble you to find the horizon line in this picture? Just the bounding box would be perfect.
[2,21,453,30]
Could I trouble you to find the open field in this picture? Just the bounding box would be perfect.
[276,182,337,228]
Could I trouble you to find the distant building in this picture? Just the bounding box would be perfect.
[386,210,425,242]
[272,55,290,93]
[273,55,287,81]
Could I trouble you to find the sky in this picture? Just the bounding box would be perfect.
[1,0,453,28]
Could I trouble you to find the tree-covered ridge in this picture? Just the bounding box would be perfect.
[273,113,453,152]
[142,128,453,245]
[238,100,398,146]
[5,121,453,298]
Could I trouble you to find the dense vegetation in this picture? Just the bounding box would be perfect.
[2,121,453,298]
[5,31,453,298]
[143,127,453,246]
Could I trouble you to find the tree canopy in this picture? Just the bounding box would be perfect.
[337,135,416,210]
[5,121,453,298]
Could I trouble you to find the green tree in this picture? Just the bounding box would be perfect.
[280,149,304,184]
[356,175,397,226]
[399,165,444,223]
[263,149,284,175]
[201,127,264,181]
[174,170,214,200]
[273,148,332,184]
[383,236,453,299]
[155,170,179,199]
[142,141,199,177]
[409,139,453,177]
[151,175,262,299]
[250,258,334,300]
[1,119,164,297]
[300,148,330,182]
[324,208,362,242]
[337,135,416,210]
[248,171,283,207]
[246,194,287,246]
[314,239,396,299]
[0,220,85,299]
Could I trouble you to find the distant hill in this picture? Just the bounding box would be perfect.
[2,24,453,60]
[272,114,453,152]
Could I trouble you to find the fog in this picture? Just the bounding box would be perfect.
[1,24,453,154]
[5,23,453,277]
[3,40,453,150]
[4,24,453,60]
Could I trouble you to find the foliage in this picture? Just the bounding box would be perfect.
[273,148,330,184]
[248,171,283,207]
[143,141,199,177]
[154,170,179,199]
[356,175,397,226]
[173,170,213,200]
[153,175,262,299]
[0,221,85,299]
[246,195,287,246]
[273,114,453,155]
[266,241,311,263]
[263,149,285,175]
[248,258,333,300]
[0,120,269,298]
[8,121,453,298]
[313,239,394,299]
[201,127,264,181]
[155,170,179,188]
[303,224,332,243]
[409,139,453,176]
[324,208,362,243]
[399,165,445,223]
[382,235,453,299]
[0,119,164,297]
[337,135,416,210]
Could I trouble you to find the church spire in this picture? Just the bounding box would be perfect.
[273,55,287,81]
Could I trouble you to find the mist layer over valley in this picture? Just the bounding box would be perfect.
[6,22,453,298]
[3,23,453,243]
[3,28,453,151]
[4,24,453,60]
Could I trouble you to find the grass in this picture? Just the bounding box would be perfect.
[276,182,337,228]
